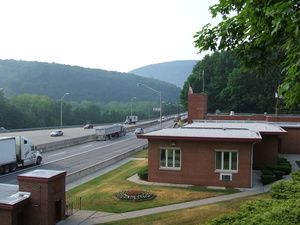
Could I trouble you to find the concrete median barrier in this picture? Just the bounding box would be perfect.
[66,143,148,183]
[36,135,95,152]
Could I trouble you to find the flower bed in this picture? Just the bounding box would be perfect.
[114,189,156,202]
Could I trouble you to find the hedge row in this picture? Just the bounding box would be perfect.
[260,157,292,185]
[205,169,300,225]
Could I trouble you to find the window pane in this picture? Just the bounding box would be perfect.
[216,152,222,170]
[175,150,181,167]
[160,150,166,167]
[231,152,237,170]
[167,150,174,167]
[223,152,230,170]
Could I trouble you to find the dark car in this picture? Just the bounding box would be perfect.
[84,124,94,129]
[0,127,8,133]
[50,130,63,137]
[134,128,144,135]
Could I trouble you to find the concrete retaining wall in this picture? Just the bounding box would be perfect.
[66,143,148,183]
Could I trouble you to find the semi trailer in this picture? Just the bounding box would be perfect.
[0,136,42,174]
[95,124,126,141]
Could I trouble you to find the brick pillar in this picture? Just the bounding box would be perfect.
[18,170,67,225]
[188,93,208,123]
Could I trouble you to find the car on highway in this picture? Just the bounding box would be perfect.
[134,128,144,135]
[0,127,8,133]
[50,130,63,137]
[84,124,94,129]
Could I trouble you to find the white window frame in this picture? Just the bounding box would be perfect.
[215,150,238,173]
[160,148,181,170]
[220,173,233,181]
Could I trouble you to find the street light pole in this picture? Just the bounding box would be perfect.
[131,97,136,116]
[60,93,69,128]
[137,83,162,129]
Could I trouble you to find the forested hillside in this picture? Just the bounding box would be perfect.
[180,52,290,114]
[129,60,197,88]
[0,60,180,103]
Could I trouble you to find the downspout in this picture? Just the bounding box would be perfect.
[251,142,256,188]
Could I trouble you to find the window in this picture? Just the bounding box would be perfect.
[160,149,181,169]
[215,150,238,172]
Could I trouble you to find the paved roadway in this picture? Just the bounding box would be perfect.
[0,120,174,186]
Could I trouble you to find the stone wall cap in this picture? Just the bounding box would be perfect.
[18,169,66,179]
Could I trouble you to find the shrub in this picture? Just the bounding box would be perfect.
[260,174,275,185]
[266,164,278,171]
[270,180,300,199]
[277,157,288,163]
[278,162,291,167]
[205,199,300,225]
[137,166,148,181]
[273,170,285,180]
[290,169,300,182]
[261,170,273,175]
[277,165,292,175]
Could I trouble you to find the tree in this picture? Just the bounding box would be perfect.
[181,52,238,112]
[180,51,280,113]
[194,0,300,109]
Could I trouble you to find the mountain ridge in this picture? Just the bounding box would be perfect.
[129,60,198,88]
[0,59,181,103]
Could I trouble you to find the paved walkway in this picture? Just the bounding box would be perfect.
[59,154,300,225]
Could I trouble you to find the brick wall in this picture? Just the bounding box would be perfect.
[148,139,252,188]
[0,202,29,225]
[206,114,300,123]
[280,128,300,154]
[253,135,279,166]
[18,171,66,225]
[0,210,13,225]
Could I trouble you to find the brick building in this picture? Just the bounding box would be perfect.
[0,170,66,225]
[137,93,300,188]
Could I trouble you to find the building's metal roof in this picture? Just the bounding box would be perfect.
[190,120,287,134]
[139,127,262,142]
[138,120,289,142]
[0,184,30,205]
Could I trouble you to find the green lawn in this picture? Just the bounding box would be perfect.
[104,193,271,225]
[66,158,238,213]
[66,150,270,224]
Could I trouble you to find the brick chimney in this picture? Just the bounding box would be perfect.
[188,93,207,123]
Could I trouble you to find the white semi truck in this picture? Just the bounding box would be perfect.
[95,124,126,141]
[124,116,138,124]
[0,136,42,174]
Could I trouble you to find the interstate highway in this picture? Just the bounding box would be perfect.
[0,120,175,185]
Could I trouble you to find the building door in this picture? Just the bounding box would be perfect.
[55,199,62,222]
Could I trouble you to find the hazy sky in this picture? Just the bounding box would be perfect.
[0,0,219,72]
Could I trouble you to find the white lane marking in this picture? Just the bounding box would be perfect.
[80,145,92,148]
[47,151,66,157]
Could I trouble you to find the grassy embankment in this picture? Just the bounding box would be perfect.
[67,150,270,224]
